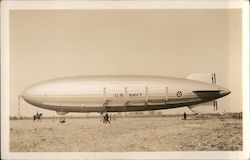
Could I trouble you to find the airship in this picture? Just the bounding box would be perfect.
[21,74,230,119]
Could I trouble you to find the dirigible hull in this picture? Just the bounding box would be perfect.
[21,75,230,113]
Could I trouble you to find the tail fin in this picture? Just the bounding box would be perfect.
[188,100,218,114]
[187,73,216,84]
[187,73,218,113]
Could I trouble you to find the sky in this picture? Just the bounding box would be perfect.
[9,9,242,117]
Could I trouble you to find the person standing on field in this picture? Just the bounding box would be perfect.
[184,112,187,120]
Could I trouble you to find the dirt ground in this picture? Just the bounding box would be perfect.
[10,115,242,152]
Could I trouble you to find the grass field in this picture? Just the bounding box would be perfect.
[10,115,242,152]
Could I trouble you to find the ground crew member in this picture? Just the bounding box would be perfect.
[184,112,187,120]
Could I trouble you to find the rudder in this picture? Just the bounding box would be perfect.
[187,73,216,84]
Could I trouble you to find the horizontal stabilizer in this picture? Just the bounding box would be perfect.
[192,90,220,99]
[193,90,221,93]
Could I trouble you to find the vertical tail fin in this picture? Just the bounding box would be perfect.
[187,73,216,85]
[187,73,218,113]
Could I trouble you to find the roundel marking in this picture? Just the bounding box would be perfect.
[176,91,182,97]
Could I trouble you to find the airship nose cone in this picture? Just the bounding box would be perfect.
[21,87,34,102]
[21,84,41,103]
